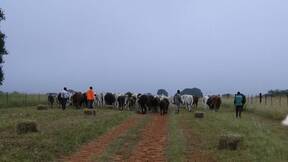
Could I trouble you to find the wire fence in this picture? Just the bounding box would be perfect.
[0,93,48,108]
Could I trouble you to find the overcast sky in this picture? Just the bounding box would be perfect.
[0,0,287,95]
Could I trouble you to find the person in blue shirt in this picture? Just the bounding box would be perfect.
[234,92,244,118]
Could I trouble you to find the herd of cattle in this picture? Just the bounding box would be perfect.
[48,91,222,115]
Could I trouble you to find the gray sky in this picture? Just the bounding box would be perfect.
[0,0,287,95]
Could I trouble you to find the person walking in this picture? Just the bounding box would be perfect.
[234,92,244,118]
[86,86,95,109]
[174,90,182,114]
[60,87,69,110]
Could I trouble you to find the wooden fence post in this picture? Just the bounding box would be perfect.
[259,93,262,104]
[265,95,267,105]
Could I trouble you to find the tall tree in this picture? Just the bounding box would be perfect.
[157,89,168,97]
[0,9,7,85]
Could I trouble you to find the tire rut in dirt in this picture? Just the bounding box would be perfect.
[126,115,168,162]
[62,115,142,162]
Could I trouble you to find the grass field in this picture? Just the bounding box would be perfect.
[0,106,133,162]
[0,99,288,162]
[175,107,288,162]
[0,92,48,108]
[222,96,288,120]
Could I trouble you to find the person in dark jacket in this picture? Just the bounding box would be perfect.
[234,92,244,118]
[174,90,182,113]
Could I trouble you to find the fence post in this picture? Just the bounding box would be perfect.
[247,95,249,105]
[259,93,262,104]
[6,92,8,105]
[25,94,27,106]
[265,95,267,105]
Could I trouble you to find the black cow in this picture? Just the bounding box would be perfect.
[138,94,148,114]
[104,93,116,105]
[117,95,127,111]
[159,98,169,115]
[48,94,55,108]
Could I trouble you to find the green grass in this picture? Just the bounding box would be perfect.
[167,113,186,162]
[0,107,133,162]
[179,106,288,162]
[0,92,48,108]
[222,96,288,120]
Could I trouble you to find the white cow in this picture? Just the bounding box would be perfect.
[181,95,194,112]
[282,115,288,126]
[95,92,105,107]
[202,96,209,109]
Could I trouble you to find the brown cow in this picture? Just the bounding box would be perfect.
[207,95,222,111]
[193,96,199,108]
[71,92,85,109]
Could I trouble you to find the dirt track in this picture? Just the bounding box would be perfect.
[126,115,168,162]
[62,113,215,162]
[62,116,141,162]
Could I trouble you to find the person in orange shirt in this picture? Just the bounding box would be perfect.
[86,86,95,109]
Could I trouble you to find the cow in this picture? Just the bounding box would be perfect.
[71,92,85,109]
[138,94,148,114]
[282,115,288,126]
[207,95,222,111]
[193,96,199,108]
[117,95,127,111]
[95,93,104,107]
[48,94,55,108]
[104,92,116,106]
[147,95,160,112]
[181,95,194,112]
[202,96,209,109]
[159,96,169,115]
[126,92,137,110]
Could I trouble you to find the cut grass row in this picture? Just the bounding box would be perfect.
[178,107,288,162]
[0,107,133,162]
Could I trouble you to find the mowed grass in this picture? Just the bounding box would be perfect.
[179,106,288,162]
[0,106,133,162]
